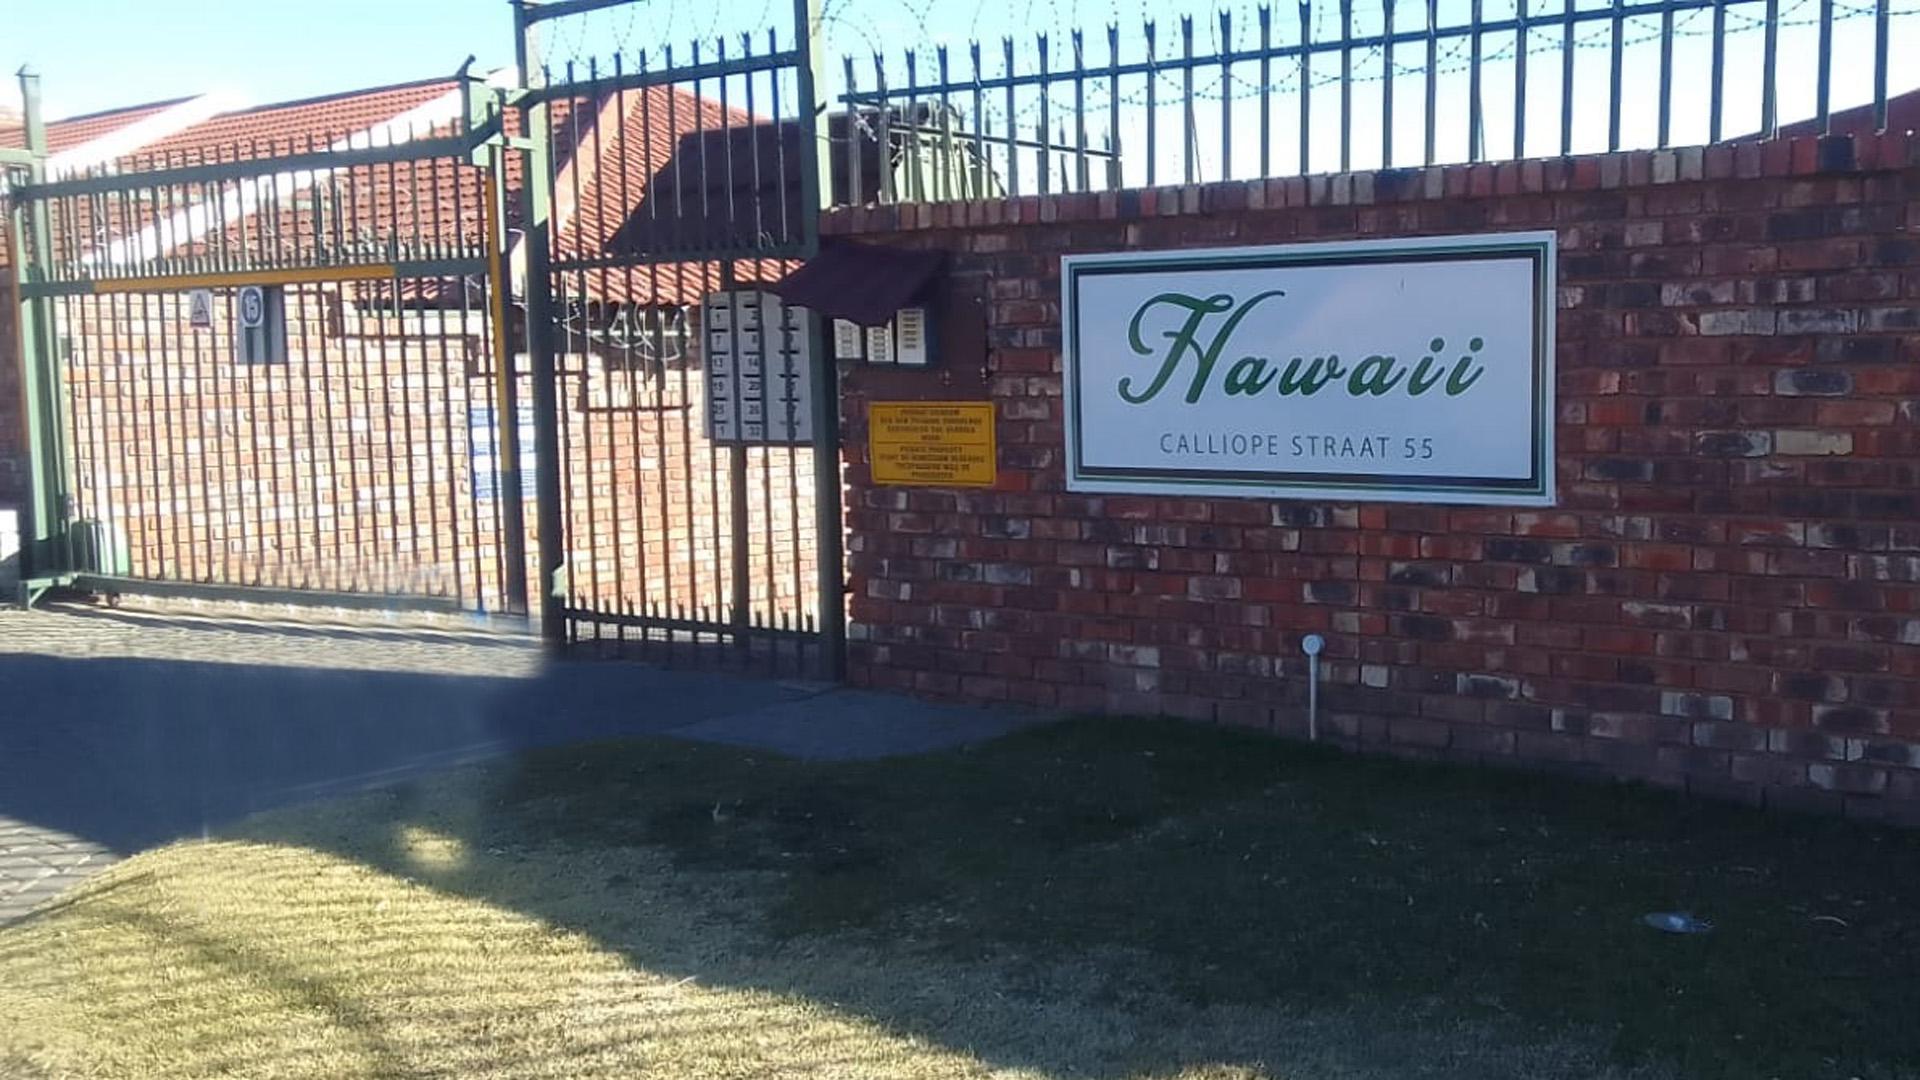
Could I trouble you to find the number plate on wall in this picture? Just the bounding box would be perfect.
[1061,232,1556,506]
[702,290,815,445]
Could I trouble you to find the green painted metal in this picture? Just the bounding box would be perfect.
[17,574,76,610]
[9,64,537,620]
[521,49,803,105]
[562,604,819,641]
[514,0,568,651]
[840,0,1867,199]
[69,574,467,614]
[9,70,75,583]
[517,0,645,26]
[518,0,842,676]
[793,0,844,679]
[10,0,844,660]
[793,0,829,260]
[483,144,531,619]
[548,243,811,275]
[17,257,493,299]
[17,129,501,202]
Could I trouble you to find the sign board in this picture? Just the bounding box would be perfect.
[470,403,536,501]
[234,284,288,365]
[237,285,266,329]
[702,290,814,445]
[869,401,997,487]
[1061,232,1555,505]
[188,289,214,329]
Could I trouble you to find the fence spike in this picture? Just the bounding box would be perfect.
[1513,0,1527,160]
[1180,16,1195,185]
[1219,10,1233,182]
[1145,19,1158,187]
[1298,0,1312,176]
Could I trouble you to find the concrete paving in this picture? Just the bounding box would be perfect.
[0,601,1034,924]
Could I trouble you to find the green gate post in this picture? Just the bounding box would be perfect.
[512,3,568,651]
[491,141,534,620]
[793,0,847,680]
[722,264,752,653]
[9,68,74,595]
[461,63,533,620]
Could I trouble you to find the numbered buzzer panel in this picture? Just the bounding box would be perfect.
[702,290,815,445]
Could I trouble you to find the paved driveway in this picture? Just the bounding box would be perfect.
[0,602,1029,924]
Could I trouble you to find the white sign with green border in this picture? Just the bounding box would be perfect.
[1061,232,1556,506]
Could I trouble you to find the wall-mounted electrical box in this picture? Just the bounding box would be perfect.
[832,305,935,367]
[773,241,948,369]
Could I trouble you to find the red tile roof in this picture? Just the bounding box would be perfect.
[0,96,193,154]
[50,79,488,283]
[128,79,463,166]
[32,74,799,309]
[546,84,795,304]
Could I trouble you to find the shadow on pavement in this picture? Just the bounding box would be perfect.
[0,651,812,854]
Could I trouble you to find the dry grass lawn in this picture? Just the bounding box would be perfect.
[1,719,1915,1079]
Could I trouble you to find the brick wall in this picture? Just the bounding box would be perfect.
[49,284,814,624]
[829,132,1920,822]
[61,290,517,606]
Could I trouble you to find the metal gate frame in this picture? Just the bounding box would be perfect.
[514,0,846,676]
[9,0,848,675]
[3,72,66,604]
[5,67,533,616]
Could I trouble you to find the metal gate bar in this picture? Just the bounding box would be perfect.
[12,9,846,667]
[7,73,532,616]
[516,0,844,676]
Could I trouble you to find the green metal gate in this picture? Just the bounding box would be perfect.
[4,69,532,616]
[516,0,844,676]
[7,0,844,673]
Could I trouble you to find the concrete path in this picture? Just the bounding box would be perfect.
[0,602,1033,924]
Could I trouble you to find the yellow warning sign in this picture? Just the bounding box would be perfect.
[869,401,997,487]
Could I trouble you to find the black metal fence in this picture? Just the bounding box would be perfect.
[839,0,1912,201]
[7,74,530,615]
[515,0,844,675]
[9,0,848,672]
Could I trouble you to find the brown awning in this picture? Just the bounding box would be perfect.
[770,240,946,327]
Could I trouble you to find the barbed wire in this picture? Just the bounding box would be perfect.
[865,0,1911,131]
[524,0,1915,129]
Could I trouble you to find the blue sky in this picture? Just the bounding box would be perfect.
[3,1,518,118]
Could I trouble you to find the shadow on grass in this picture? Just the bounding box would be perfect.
[5,644,1918,1077]
[226,718,1920,1080]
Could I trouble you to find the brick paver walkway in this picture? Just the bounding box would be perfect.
[0,600,542,675]
[0,819,113,926]
[0,600,540,924]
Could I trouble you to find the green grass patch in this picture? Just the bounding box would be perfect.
[3,717,1917,1079]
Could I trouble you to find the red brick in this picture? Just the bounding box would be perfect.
[23,145,1884,819]
[868,253,1920,782]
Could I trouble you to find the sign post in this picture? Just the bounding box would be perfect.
[237,285,265,330]
[233,284,287,365]
[188,289,213,329]
[869,402,997,487]
[1060,232,1556,506]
